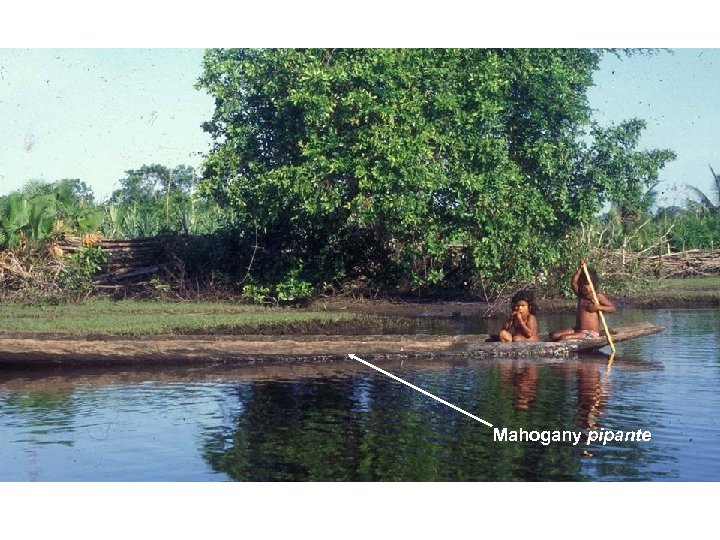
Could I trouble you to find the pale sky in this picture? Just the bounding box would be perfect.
[588,48,720,207]
[0,48,213,200]
[1,48,718,206]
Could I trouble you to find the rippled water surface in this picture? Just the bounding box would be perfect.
[1,308,718,481]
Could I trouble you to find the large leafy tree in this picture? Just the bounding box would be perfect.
[197,48,675,293]
[109,164,196,204]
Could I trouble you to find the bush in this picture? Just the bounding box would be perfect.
[57,246,108,299]
[275,271,314,304]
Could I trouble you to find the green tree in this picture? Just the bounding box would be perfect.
[197,48,675,294]
[663,165,720,250]
[600,181,665,250]
[105,164,219,238]
[110,164,196,203]
[668,206,720,250]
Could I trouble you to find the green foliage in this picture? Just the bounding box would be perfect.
[667,166,720,249]
[148,276,171,294]
[241,283,273,305]
[102,164,226,238]
[57,246,108,298]
[686,165,720,214]
[241,270,314,306]
[668,207,720,250]
[0,179,103,249]
[197,48,676,295]
[275,270,314,304]
[0,192,30,249]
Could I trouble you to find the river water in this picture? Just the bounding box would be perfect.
[1,308,718,481]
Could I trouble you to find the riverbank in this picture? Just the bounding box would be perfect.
[0,277,717,338]
[0,299,383,336]
[0,276,687,367]
[308,276,720,317]
[611,277,720,309]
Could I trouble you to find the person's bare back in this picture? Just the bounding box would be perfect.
[549,260,615,341]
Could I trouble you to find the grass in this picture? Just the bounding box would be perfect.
[653,277,720,291]
[1,276,717,335]
[614,276,720,307]
[0,298,371,336]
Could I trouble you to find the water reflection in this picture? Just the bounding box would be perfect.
[500,358,610,430]
[1,308,718,481]
[0,352,683,481]
[558,360,609,430]
[500,362,539,411]
[193,354,666,481]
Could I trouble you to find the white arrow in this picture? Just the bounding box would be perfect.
[348,353,494,428]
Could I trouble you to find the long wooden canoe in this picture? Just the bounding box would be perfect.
[0,323,664,368]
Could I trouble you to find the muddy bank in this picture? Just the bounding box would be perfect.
[309,291,720,319]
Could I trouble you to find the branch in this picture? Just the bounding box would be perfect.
[623,216,653,244]
[238,221,259,285]
[636,222,676,255]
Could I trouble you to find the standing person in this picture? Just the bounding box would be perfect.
[549,260,616,341]
[499,290,539,342]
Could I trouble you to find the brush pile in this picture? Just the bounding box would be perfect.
[644,249,720,278]
[54,235,167,290]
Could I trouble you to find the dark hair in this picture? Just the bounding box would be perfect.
[578,267,599,290]
[510,289,537,315]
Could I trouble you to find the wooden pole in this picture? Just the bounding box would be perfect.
[165,168,172,228]
[581,262,616,356]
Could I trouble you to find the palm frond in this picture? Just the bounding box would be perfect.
[21,179,52,198]
[686,185,718,213]
[710,165,720,202]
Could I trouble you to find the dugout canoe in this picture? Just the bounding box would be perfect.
[0,323,664,368]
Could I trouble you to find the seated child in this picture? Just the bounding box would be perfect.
[499,289,539,342]
[549,260,616,341]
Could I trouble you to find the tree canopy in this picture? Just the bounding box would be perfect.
[195,49,675,294]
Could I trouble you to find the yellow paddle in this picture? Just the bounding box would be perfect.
[581,262,616,357]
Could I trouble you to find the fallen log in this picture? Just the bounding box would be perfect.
[94,265,159,283]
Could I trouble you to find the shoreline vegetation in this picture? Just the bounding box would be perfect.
[3,50,720,344]
[0,276,717,338]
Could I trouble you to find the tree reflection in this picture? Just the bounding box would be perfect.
[1,388,77,432]
[200,356,672,481]
[201,364,578,481]
[202,378,364,480]
[548,361,609,431]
